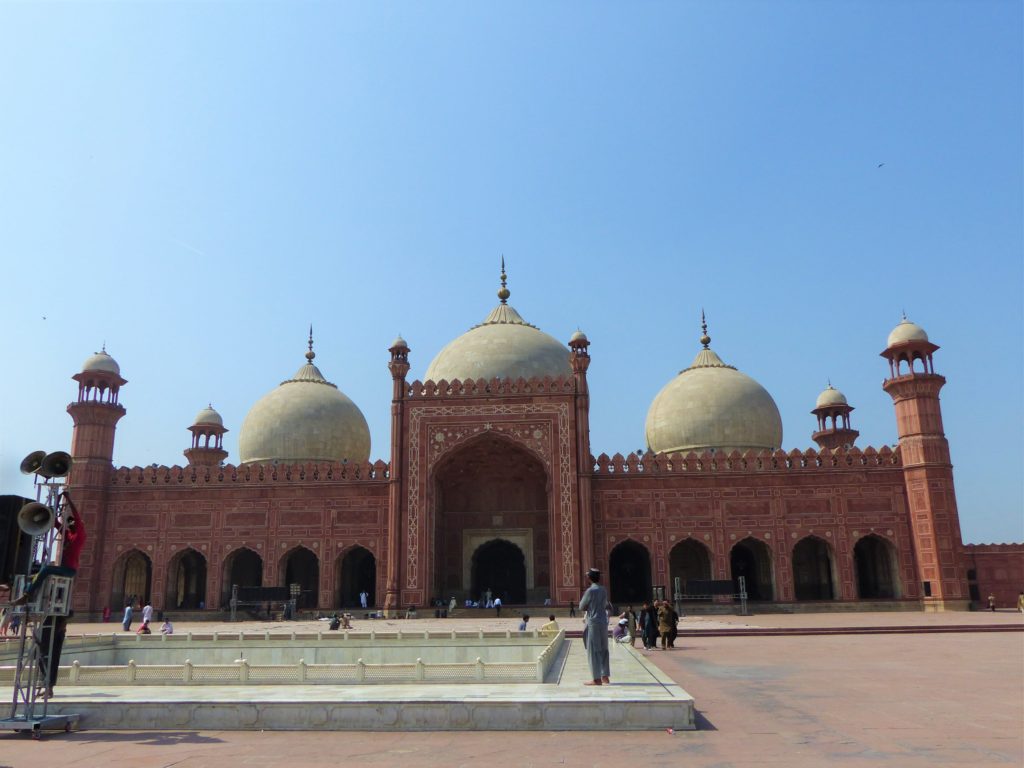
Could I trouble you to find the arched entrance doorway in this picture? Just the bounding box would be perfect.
[471,539,527,604]
[433,435,549,603]
[221,547,263,607]
[609,540,652,606]
[792,536,835,600]
[338,547,376,608]
[110,550,152,610]
[669,538,712,598]
[282,546,319,609]
[730,537,774,601]
[166,548,207,609]
[854,534,901,598]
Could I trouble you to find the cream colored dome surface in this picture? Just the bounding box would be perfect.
[239,352,370,464]
[645,343,783,454]
[425,301,571,383]
[82,350,120,375]
[887,317,928,346]
[815,386,848,408]
[193,406,223,427]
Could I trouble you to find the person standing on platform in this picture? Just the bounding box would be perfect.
[494,596,502,617]
[359,590,368,609]
[122,603,133,632]
[142,601,153,626]
[579,567,611,685]
[485,588,493,609]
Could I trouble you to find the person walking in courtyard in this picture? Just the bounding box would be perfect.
[142,601,153,626]
[122,602,133,632]
[579,567,611,685]
[1017,591,1024,613]
[494,596,502,617]
[485,588,493,608]
[658,600,673,649]
[640,600,658,650]
[987,593,996,611]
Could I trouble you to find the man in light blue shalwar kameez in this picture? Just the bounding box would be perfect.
[579,567,611,685]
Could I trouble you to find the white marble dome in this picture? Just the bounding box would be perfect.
[425,282,570,382]
[193,405,224,427]
[645,337,783,455]
[815,385,848,409]
[239,349,370,465]
[82,349,120,375]
[887,317,929,347]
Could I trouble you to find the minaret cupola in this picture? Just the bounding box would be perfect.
[184,404,229,466]
[811,383,859,450]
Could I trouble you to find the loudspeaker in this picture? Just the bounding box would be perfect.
[0,496,33,586]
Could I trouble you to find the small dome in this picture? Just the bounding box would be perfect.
[193,405,223,427]
[887,317,929,347]
[239,347,371,464]
[390,334,408,350]
[82,349,120,375]
[424,271,570,382]
[815,385,848,409]
[570,329,588,344]
[645,333,783,454]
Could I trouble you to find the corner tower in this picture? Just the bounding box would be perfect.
[67,347,128,611]
[881,317,967,609]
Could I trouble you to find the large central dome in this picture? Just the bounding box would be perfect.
[239,336,371,464]
[645,320,783,454]
[424,265,571,383]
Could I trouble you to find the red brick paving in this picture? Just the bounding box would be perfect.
[0,612,1020,767]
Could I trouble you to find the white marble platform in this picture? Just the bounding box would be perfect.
[36,640,694,731]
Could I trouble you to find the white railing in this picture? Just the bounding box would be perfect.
[0,631,565,686]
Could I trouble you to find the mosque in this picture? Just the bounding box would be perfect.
[58,267,1016,616]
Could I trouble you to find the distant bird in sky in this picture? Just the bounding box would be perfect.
[877,163,885,168]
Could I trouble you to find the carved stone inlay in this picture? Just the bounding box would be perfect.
[405,402,574,589]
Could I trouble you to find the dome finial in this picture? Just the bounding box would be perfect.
[306,324,315,362]
[497,255,510,304]
[700,309,711,349]
[101,341,107,353]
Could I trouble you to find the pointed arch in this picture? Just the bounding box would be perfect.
[471,538,527,604]
[853,533,902,599]
[336,546,376,608]
[609,539,652,606]
[669,538,713,599]
[792,535,836,600]
[110,549,152,610]
[730,537,774,601]
[281,545,319,609]
[221,546,263,607]
[165,547,207,610]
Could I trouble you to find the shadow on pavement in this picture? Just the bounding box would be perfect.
[64,730,225,745]
[694,710,718,731]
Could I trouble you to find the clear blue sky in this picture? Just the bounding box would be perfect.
[1,2,1020,544]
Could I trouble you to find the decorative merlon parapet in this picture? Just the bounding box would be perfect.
[962,542,1024,553]
[406,375,577,399]
[590,445,901,475]
[110,459,391,486]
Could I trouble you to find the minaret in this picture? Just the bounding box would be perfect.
[811,384,859,450]
[384,332,410,616]
[184,405,228,466]
[67,346,127,612]
[881,316,967,609]
[569,328,594,584]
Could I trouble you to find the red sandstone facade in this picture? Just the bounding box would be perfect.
[59,325,1015,617]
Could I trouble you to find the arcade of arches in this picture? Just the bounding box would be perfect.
[432,436,550,604]
[603,536,901,604]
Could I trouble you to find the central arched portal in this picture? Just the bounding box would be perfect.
[471,539,527,604]
[432,435,550,605]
